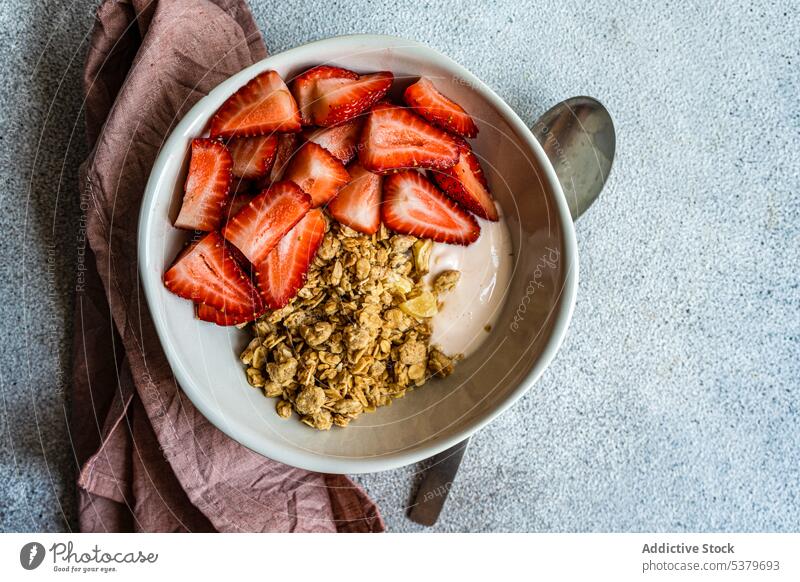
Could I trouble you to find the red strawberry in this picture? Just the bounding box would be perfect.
[256,209,327,309]
[431,141,498,221]
[359,102,459,173]
[310,71,393,127]
[163,231,264,317]
[382,171,480,245]
[174,139,232,231]
[196,302,264,326]
[283,142,350,207]
[302,117,364,164]
[221,181,311,265]
[227,135,278,179]
[209,70,301,137]
[267,133,300,183]
[327,162,382,234]
[291,65,359,126]
[403,77,479,138]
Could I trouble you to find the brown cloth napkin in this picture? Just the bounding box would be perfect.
[70,0,384,533]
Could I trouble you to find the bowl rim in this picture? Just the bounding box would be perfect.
[138,33,579,474]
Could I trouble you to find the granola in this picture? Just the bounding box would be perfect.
[240,221,460,430]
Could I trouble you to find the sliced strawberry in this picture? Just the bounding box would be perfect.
[209,70,301,138]
[302,117,364,164]
[403,77,479,138]
[283,142,350,207]
[382,171,480,245]
[256,209,327,309]
[174,139,232,231]
[327,162,382,234]
[431,141,498,221]
[221,181,311,265]
[163,231,264,317]
[265,133,300,183]
[227,135,278,179]
[310,71,393,127]
[359,102,459,173]
[195,302,263,326]
[290,65,359,125]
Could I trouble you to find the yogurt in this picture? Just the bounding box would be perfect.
[426,215,513,358]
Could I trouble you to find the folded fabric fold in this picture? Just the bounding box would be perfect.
[71,0,384,533]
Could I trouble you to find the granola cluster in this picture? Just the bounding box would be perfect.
[239,221,461,430]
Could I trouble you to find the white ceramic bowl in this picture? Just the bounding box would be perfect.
[138,34,578,474]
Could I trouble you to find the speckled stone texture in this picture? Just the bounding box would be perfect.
[0,0,797,532]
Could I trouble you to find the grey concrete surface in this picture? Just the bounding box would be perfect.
[0,0,798,532]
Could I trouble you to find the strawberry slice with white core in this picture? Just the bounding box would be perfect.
[283,142,350,207]
[195,302,264,326]
[163,231,264,317]
[256,209,327,309]
[327,162,382,235]
[227,135,278,179]
[310,71,393,127]
[175,139,233,231]
[403,77,479,138]
[221,180,311,265]
[302,117,364,164]
[267,133,300,183]
[359,102,460,173]
[291,65,359,126]
[432,141,498,221]
[210,70,301,137]
[382,171,480,245]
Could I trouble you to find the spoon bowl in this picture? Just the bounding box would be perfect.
[532,96,615,220]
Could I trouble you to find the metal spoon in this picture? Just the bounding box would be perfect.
[407,96,616,526]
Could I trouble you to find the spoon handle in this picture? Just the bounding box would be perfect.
[407,439,469,526]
